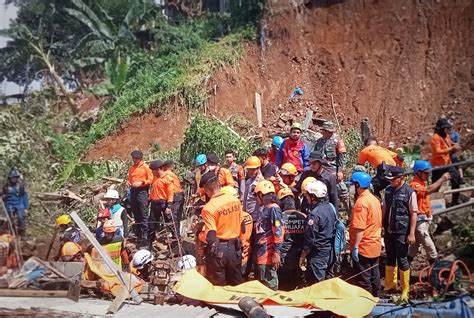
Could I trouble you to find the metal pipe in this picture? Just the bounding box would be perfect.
[238,297,269,318]
[429,159,474,171]
[443,186,474,194]
[432,200,474,216]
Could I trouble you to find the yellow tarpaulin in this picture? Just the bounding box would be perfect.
[174,269,378,317]
[83,252,143,297]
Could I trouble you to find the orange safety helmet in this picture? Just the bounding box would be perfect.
[254,180,275,195]
[301,176,317,193]
[245,156,261,169]
[277,187,294,200]
[61,242,82,256]
[280,163,298,176]
[103,220,116,234]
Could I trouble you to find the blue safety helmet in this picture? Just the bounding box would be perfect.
[272,136,284,149]
[350,171,371,188]
[195,154,207,166]
[8,170,20,178]
[413,160,432,173]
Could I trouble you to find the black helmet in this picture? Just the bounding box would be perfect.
[8,170,20,178]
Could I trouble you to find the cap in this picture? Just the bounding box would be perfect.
[321,121,336,132]
[436,118,452,129]
[290,122,302,131]
[149,160,164,170]
[199,171,218,188]
[308,151,326,163]
[131,150,143,159]
[206,153,220,165]
[385,166,405,180]
[252,148,268,157]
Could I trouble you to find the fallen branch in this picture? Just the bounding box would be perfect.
[101,176,125,184]
[211,115,247,142]
[37,190,85,203]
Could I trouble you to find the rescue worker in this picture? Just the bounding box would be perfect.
[277,187,306,291]
[194,154,208,193]
[148,160,175,244]
[2,169,29,237]
[383,166,418,302]
[253,148,278,180]
[295,151,338,209]
[299,180,336,284]
[131,249,155,280]
[96,220,129,269]
[253,181,284,290]
[268,136,284,165]
[96,209,111,241]
[162,160,185,238]
[274,163,298,200]
[448,120,465,183]
[206,153,235,188]
[277,122,310,173]
[224,150,245,198]
[56,214,81,244]
[314,121,351,216]
[59,242,84,262]
[103,189,126,237]
[242,156,265,221]
[347,172,382,297]
[357,137,403,198]
[198,171,244,286]
[127,150,153,247]
[408,160,450,265]
[430,118,462,205]
[221,186,253,275]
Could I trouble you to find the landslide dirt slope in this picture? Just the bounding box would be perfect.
[209,0,474,148]
[86,0,473,160]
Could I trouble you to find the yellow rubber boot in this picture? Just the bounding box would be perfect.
[384,266,398,292]
[400,269,410,302]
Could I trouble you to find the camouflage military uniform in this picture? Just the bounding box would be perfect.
[314,122,351,216]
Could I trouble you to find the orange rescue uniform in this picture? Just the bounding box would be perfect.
[357,145,398,167]
[149,174,174,202]
[164,170,183,193]
[240,211,253,266]
[430,133,453,167]
[199,192,243,243]
[128,161,153,186]
[409,176,432,217]
[349,190,382,258]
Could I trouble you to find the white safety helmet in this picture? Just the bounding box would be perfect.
[305,180,328,198]
[104,189,120,200]
[177,255,196,270]
[132,249,154,269]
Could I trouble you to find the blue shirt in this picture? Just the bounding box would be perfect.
[2,183,29,210]
[450,131,460,144]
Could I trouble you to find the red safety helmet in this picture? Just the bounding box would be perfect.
[98,209,111,219]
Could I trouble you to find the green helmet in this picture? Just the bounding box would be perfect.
[290,122,302,131]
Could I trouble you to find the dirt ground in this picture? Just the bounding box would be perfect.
[84,0,474,160]
[85,108,188,161]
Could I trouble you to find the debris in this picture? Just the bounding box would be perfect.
[101,176,125,184]
[37,190,85,203]
[255,92,262,128]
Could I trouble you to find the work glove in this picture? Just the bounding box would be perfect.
[351,247,359,262]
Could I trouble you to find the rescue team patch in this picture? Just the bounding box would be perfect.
[308,219,314,226]
[275,220,281,227]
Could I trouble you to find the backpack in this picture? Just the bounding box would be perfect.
[329,203,346,262]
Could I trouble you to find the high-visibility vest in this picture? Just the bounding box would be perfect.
[91,241,123,267]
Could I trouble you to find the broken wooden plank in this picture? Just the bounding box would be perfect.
[211,115,246,141]
[37,190,85,203]
[255,92,262,128]
[101,176,125,184]
[0,289,69,298]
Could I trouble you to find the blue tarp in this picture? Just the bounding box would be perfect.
[370,297,473,318]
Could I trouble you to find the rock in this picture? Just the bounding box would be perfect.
[375,70,382,77]
[277,120,286,128]
[434,230,453,250]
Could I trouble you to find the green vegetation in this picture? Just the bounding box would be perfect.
[181,114,260,165]
[343,128,364,169]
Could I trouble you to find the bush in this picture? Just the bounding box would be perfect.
[181,114,260,166]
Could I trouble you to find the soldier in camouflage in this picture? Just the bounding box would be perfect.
[313,121,352,216]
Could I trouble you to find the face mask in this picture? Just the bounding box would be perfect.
[349,185,356,195]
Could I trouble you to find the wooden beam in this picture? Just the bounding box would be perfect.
[432,200,474,216]
[302,110,314,131]
[101,176,125,184]
[0,289,69,298]
[255,92,262,128]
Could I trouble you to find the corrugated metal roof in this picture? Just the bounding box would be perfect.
[116,304,218,318]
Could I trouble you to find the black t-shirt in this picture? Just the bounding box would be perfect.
[260,162,277,180]
[281,209,306,263]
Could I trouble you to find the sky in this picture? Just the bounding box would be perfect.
[1,1,21,94]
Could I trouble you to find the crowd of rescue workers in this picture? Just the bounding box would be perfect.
[2,116,466,301]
